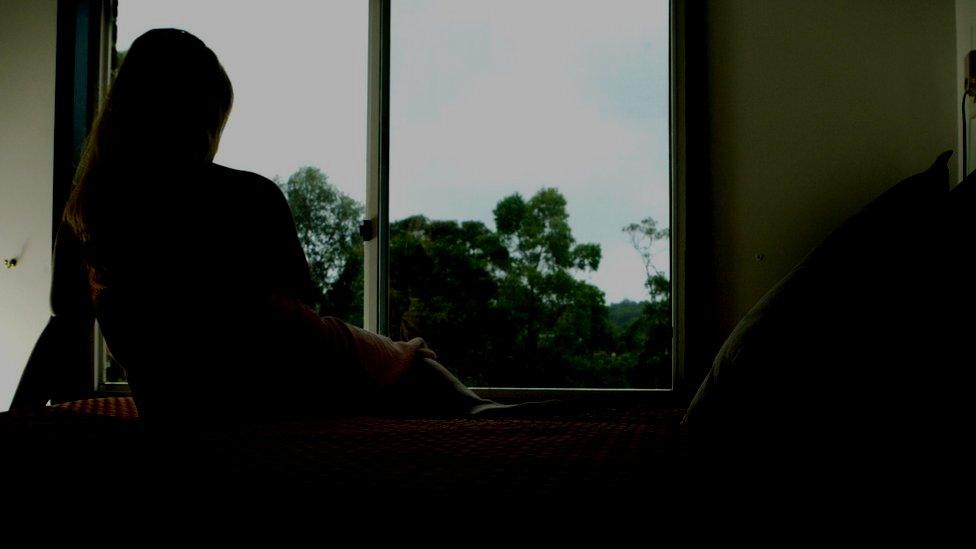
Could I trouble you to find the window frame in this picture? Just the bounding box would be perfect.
[88,0,687,400]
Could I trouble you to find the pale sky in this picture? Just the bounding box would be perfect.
[117,0,669,303]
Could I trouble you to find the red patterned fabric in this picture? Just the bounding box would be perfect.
[49,396,140,419]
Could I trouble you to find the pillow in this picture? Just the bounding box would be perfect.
[683,151,952,463]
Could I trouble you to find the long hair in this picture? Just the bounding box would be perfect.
[64,28,233,252]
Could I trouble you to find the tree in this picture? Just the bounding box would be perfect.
[620,216,672,388]
[623,217,669,285]
[495,189,601,274]
[321,239,364,326]
[276,166,363,316]
[387,188,617,387]
[389,215,510,385]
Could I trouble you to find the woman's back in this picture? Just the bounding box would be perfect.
[91,163,313,316]
[88,162,344,420]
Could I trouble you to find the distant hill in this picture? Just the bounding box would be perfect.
[608,299,646,334]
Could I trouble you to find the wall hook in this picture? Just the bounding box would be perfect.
[3,258,18,269]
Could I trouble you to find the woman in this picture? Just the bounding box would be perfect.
[12,28,504,424]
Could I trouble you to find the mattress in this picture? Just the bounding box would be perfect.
[0,396,688,498]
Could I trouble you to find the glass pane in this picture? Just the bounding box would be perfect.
[390,0,671,388]
[108,1,369,384]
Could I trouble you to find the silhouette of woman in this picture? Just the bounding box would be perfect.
[13,28,504,424]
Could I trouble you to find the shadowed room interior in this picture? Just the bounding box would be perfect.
[0,0,970,504]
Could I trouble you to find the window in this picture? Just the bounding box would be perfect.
[384,0,673,390]
[90,0,680,396]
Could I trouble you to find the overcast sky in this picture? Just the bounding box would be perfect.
[117,0,669,303]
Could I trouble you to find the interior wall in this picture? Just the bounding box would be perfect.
[0,0,58,410]
[693,0,956,380]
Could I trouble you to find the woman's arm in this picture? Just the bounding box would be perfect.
[10,224,95,410]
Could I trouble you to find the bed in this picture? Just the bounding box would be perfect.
[0,396,688,499]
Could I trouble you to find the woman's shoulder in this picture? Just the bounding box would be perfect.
[208,162,280,192]
[205,162,290,208]
[204,163,298,231]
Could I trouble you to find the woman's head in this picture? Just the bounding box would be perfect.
[100,28,233,161]
[67,29,233,242]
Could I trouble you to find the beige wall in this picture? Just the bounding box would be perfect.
[700,0,957,353]
[0,0,58,410]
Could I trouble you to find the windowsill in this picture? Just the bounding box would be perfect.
[95,383,132,396]
[472,387,682,407]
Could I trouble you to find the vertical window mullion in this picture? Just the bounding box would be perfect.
[92,0,116,394]
[365,0,390,335]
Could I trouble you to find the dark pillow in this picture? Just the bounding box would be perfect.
[683,151,952,463]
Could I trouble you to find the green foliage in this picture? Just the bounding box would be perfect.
[620,218,673,388]
[276,166,363,320]
[279,169,672,388]
[389,216,510,385]
[608,300,645,335]
[321,241,364,327]
[487,188,615,385]
[623,216,670,280]
[494,188,601,274]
